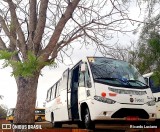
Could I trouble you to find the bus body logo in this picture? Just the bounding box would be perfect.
[130,98,134,102]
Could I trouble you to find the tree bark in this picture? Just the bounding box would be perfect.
[13,72,40,132]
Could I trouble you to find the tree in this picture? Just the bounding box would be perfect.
[132,9,160,73]
[0,0,139,131]
[126,5,160,86]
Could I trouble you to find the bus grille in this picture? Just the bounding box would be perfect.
[111,108,149,119]
[108,87,147,95]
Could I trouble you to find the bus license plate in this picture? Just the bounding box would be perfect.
[126,116,139,121]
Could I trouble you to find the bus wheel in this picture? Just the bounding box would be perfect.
[83,108,95,130]
[37,117,42,122]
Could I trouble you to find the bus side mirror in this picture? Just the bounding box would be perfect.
[81,63,86,72]
[87,80,92,88]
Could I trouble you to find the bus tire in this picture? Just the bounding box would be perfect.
[37,117,42,122]
[83,108,95,130]
[155,119,160,127]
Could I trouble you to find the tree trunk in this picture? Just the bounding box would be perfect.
[13,72,40,132]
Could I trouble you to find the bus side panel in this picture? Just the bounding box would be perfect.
[45,99,57,122]
[78,87,87,102]
[54,69,69,122]
[54,89,69,121]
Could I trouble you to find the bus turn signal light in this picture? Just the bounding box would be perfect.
[101,92,106,97]
[109,93,117,96]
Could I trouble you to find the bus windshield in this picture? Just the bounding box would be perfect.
[88,57,147,88]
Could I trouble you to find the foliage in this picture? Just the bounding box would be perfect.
[128,31,160,84]
[152,71,160,86]
[0,50,17,68]
[11,52,41,77]
[0,50,55,77]
[132,32,160,74]
[0,50,17,60]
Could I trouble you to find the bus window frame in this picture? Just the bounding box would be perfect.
[46,88,52,102]
[50,85,56,101]
[79,63,92,88]
[55,80,60,98]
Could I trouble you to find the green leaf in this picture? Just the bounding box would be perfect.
[0,50,56,77]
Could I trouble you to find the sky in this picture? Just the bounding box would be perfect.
[0,1,147,109]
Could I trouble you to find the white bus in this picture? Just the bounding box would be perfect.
[45,57,156,129]
[143,72,160,121]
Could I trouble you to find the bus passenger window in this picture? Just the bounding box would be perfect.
[50,85,56,100]
[46,89,52,102]
[56,82,60,97]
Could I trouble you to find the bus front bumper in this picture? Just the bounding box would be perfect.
[87,99,156,122]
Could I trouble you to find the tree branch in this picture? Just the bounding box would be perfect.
[0,37,7,50]
[57,33,84,52]
[28,0,37,48]
[40,0,80,61]
[33,0,48,54]
[6,0,26,58]
[0,15,19,47]
[0,15,11,38]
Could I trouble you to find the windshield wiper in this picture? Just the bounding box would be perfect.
[128,80,148,87]
[94,77,132,86]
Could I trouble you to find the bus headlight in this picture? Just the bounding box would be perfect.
[146,100,156,106]
[94,96,116,104]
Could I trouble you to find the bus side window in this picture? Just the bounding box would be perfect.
[56,81,60,97]
[50,85,56,100]
[46,88,52,102]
